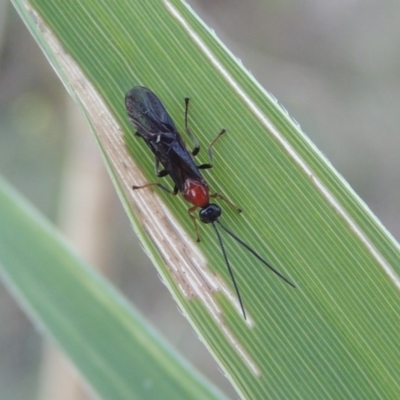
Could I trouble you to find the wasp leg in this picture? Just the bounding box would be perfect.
[197,129,226,170]
[132,182,178,196]
[210,192,242,213]
[155,158,168,178]
[188,205,201,242]
[184,97,201,156]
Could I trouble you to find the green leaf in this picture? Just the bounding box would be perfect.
[0,176,227,400]
[10,0,400,399]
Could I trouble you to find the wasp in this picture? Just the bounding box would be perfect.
[125,86,295,319]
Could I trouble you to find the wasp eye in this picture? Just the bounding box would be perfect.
[199,204,221,224]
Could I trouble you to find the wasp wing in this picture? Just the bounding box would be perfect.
[125,86,203,192]
[125,86,177,137]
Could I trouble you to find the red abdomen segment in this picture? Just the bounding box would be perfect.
[183,178,209,208]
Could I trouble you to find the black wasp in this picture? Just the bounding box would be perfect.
[125,86,295,319]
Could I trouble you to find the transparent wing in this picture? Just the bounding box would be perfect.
[125,86,176,135]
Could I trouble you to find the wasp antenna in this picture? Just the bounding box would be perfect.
[211,222,246,320]
[216,220,296,289]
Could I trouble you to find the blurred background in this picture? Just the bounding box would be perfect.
[0,0,399,399]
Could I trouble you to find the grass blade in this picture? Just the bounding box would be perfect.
[0,176,227,400]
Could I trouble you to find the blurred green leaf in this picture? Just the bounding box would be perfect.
[0,176,227,400]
